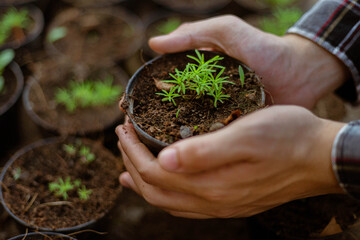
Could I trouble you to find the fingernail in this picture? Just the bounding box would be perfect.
[119,173,130,188]
[158,148,179,171]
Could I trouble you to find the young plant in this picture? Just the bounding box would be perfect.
[0,49,15,93]
[155,17,182,35]
[47,26,67,43]
[0,8,30,45]
[55,76,122,113]
[156,50,236,108]
[12,167,21,181]
[49,177,75,200]
[63,144,76,156]
[79,146,95,164]
[78,185,92,201]
[259,7,303,36]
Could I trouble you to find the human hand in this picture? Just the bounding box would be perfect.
[149,15,349,109]
[116,106,345,218]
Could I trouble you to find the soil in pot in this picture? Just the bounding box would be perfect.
[0,137,123,231]
[253,194,360,239]
[24,57,127,136]
[123,50,265,148]
[0,5,44,50]
[0,0,35,6]
[45,7,143,67]
[151,0,231,14]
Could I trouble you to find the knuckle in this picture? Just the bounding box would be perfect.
[202,189,225,203]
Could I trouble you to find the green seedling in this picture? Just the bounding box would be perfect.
[259,7,303,36]
[55,76,122,113]
[239,65,245,88]
[0,8,30,45]
[63,144,76,156]
[175,108,181,118]
[156,50,236,108]
[193,126,198,131]
[12,167,21,180]
[156,17,182,35]
[78,185,92,201]
[79,146,95,164]
[49,177,75,200]
[47,26,67,43]
[0,49,15,93]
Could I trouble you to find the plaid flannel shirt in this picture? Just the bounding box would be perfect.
[288,0,360,199]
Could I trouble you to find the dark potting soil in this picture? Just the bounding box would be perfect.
[0,67,17,111]
[27,60,126,135]
[127,51,264,144]
[49,8,141,66]
[1,138,123,230]
[256,194,360,239]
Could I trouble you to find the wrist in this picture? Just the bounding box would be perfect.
[282,34,350,108]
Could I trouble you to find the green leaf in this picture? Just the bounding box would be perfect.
[47,26,67,43]
[0,49,15,73]
[239,65,245,88]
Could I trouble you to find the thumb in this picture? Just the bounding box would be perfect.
[148,15,250,55]
[157,124,251,173]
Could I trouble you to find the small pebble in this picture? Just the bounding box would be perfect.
[209,122,225,132]
[180,126,193,139]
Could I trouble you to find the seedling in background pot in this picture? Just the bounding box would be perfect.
[259,7,303,36]
[79,146,95,164]
[0,49,15,94]
[55,76,122,113]
[156,50,236,108]
[12,167,21,181]
[0,8,30,45]
[78,185,92,201]
[49,177,75,200]
[47,26,67,43]
[156,17,181,35]
[62,142,96,164]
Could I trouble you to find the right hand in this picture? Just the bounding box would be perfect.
[149,15,349,109]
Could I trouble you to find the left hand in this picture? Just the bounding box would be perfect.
[115,106,345,219]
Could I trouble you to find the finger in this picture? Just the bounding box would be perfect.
[157,121,253,173]
[118,95,126,112]
[165,210,213,219]
[149,15,250,56]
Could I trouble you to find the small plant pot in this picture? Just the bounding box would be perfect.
[61,0,126,8]
[249,195,360,240]
[45,7,143,67]
[151,0,231,14]
[142,12,204,59]
[0,62,24,154]
[0,137,123,232]
[0,5,44,50]
[123,50,265,153]
[23,57,128,136]
[8,232,77,240]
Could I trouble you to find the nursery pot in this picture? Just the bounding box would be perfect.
[62,0,126,8]
[123,50,265,153]
[45,7,143,67]
[0,137,123,232]
[151,0,231,14]
[0,5,44,50]
[0,62,24,154]
[22,60,128,136]
[8,232,77,240]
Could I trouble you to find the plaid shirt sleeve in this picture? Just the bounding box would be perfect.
[287,0,360,200]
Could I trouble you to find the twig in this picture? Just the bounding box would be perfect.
[37,201,73,209]
[0,182,9,193]
[68,229,107,236]
[21,228,28,240]
[24,193,38,213]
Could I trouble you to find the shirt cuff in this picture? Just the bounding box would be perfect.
[332,120,360,200]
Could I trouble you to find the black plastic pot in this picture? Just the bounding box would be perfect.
[8,232,77,240]
[151,0,231,14]
[22,60,128,136]
[0,137,122,233]
[0,5,44,50]
[124,50,266,153]
[0,62,24,154]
